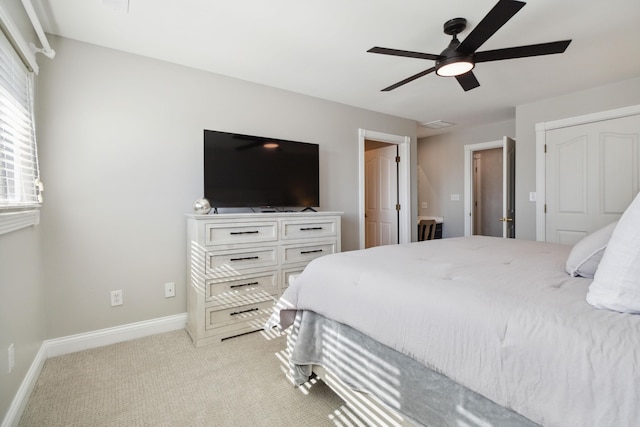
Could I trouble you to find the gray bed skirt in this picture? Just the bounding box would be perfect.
[287,310,540,427]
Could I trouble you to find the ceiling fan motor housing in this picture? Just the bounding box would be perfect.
[436,37,474,76]
[436,18,474,76]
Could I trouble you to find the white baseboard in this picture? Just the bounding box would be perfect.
[45,313,187,358]
[1,344,47,427]
[2,313,187,427]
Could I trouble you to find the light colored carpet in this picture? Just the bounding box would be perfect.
[19,329,366,426]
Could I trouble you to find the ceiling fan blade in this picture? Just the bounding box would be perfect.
[455,71,480,91]
[474,40,572,62]
[381,67,436,91]
[368,47,440,61]
[457,0,525,54]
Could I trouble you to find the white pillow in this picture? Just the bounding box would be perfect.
[565,221,617,278]
[586,192,640,313]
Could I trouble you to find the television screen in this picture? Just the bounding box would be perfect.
[204,130,320,208]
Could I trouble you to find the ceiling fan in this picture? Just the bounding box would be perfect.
[367,0,571,92]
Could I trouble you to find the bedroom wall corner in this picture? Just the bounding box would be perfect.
[0,226,46,426]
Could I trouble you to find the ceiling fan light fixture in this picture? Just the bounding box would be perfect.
[436,57,475,77]
[367,1,571,91]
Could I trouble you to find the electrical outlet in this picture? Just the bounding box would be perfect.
[421,202,428,209]
[111,290,123,306]
[164,282,175,298]
[529,191,537,202]
[8,344,14,373]
[450,194,460,201]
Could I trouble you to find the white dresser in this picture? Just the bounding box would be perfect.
[186,212,341,347]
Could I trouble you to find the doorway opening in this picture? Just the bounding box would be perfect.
[473,148,503,237]
[464,137,515,238]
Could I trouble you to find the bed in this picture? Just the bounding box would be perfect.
[265,234,640,427]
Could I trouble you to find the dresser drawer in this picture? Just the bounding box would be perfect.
[204,221,277,246]
[282,266,305,290]
[205,300,274,331]
[281,241,336,265]
[206,271,278,307]
[281,218,338,240]
[205,246,278,275]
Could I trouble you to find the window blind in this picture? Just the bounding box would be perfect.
[0,30,41,209]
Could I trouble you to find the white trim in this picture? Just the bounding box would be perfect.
[0,3,39,73]
[535,104,640,241]
[1,313,187,427]
[0,210,39,236]
[358,129,411,249]
[20,0,56,59]
[535,104,640,133]
[1,344,46,427]
[45,313,187,358]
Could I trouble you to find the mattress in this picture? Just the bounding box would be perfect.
[267,236,640,427]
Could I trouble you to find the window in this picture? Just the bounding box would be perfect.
[0,30,41,235]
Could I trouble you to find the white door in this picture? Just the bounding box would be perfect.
[365,144,398,248]
[464,136,515,237]
[545,114,640,244]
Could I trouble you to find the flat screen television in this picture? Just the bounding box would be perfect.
[204,130,320,209]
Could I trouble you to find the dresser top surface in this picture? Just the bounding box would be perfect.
[187,211,343,220]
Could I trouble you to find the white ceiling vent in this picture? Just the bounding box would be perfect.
[420,120,455,129]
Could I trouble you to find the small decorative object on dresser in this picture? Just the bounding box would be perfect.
[186,211,341,347]
[192,197,212,214]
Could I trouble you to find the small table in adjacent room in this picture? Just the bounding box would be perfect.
[417,216,443,240]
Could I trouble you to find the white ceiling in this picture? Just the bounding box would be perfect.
[32,0,640,137]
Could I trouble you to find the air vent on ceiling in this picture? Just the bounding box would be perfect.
[420,120,455,129]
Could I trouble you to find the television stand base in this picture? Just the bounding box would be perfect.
[301,207,317,212]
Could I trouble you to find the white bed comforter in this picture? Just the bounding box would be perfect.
[270,236,640,427]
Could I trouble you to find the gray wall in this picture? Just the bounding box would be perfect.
[515,76,640,240]
[417,120,515,237]
[35,35,417,339]
[418,76,640,240]
[0,0,45,422]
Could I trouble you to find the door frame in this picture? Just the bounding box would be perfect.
[464,139,504,236]
[358,129,411,249]
[535,104,640,241]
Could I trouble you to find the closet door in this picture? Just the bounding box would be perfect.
[545,114,640,244]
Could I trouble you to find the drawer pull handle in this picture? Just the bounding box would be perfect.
[230,281,259,289]
[301,249,323,255]
[300,227,323,231]
[229,256,260,262]
[230,307,260,316]
[230,230,259,235]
